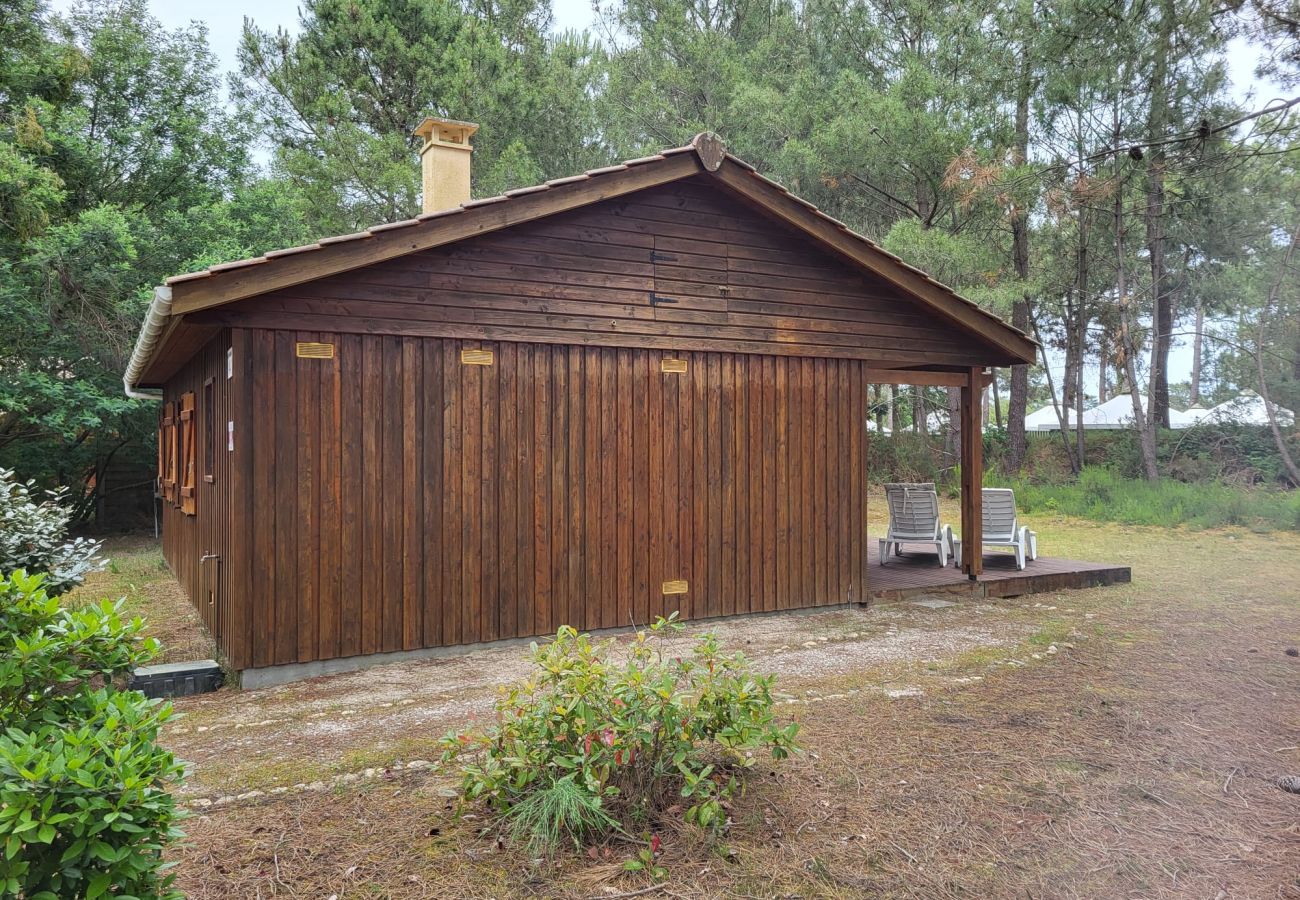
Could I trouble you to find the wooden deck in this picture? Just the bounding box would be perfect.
[866,543,1131,603]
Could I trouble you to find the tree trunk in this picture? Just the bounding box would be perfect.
[1145,0,1174,429]
[1004,44,1032,475]
[1256,221,1300,486]
[1026,297,1080,474]
[1063,296,1080,412]
[1097,327,1109,404]
[945,387,961,471]
[1007,301,1029,471]
[1114,132,1160,481]
[992,374,1003,429]
[1190,299,1205,405]
[1074,201,1091,467]
[1147,158,1172,428]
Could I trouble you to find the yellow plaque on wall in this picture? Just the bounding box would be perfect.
[295,341,335,359]
[662,579,688,595]
[461,348,494,366]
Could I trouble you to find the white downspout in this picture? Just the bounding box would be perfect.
[122,285,172,400]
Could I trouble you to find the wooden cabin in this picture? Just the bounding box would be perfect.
[124,123,1036,686]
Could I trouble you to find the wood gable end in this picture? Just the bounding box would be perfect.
[188,176,1011,369]
[139,137,1034,384]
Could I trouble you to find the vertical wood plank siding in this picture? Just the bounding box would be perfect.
[225,335,869,667]
[154,177,991,672]
[161,331,247,667]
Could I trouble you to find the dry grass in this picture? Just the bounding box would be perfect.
[64,536,214,664]
[60,516,1300,897]
[142,516,1300,899]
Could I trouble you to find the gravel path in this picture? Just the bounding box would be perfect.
[165,596,1031,795]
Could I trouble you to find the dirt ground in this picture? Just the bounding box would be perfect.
[80,516,1300,899]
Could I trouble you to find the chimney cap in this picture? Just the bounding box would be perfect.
[414,116,479,147]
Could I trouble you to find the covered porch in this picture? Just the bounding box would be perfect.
[865,366,1131,597]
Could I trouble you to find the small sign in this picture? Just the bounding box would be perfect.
[227,421,234,451]
[662,580,688,595]
[661,358,688,374]
[461,348,494,366]
[226,347,233,378]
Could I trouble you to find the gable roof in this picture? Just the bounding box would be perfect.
[124,133,1035,393]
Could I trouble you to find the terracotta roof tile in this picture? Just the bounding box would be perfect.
[264,243,324,259]
[318,231,374,245]
[369,218,421,233]
[546,173,589,187]
[165,269,214,285]
[416,206,465,221]
[504,184,551,197]
[462,195,509,208]
[208,257,269,274]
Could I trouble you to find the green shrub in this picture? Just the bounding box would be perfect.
[1002,467,1300,531]
[1016,426,1300,487]
[0,468,103,596]
[439,616,799,857]
[868,431,945,484]
[0,571,185,899]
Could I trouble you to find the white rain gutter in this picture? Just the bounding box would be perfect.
[122,285,172,400]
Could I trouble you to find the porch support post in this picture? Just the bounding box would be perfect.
[960,367,984,579]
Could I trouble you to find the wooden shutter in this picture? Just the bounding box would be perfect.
[156,411,166,494]
[162,402,177,502]
[180,391,196,516]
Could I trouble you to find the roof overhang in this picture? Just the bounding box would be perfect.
[125,133,1036,391]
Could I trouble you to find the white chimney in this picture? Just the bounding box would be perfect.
[413,117,479,214]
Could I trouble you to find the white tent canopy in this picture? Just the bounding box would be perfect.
[1077,394,1147,429]
[1201,393,1295,427]
[1026,404,1079,432]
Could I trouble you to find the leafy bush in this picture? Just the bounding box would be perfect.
[0,468,103,595]
[868,431,945,485]
[0,571,185,899]
[1016,426,1300,487]
[439,617,799,858]
[1002,467,1300,531]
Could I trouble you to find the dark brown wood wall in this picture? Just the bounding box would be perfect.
[161,332,241,662]
[194,177,992,369]
[229,333,869,669]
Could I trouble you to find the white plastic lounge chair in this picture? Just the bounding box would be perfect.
[879,486,950,567]
[882,482,934,557]
[950,488,1038,570]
